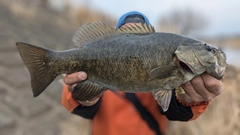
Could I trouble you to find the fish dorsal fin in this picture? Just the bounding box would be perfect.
[116,23,155,34]
[72,22,116,47]
[72,22,155,47]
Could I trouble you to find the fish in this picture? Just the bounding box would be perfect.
[16,22,227,111]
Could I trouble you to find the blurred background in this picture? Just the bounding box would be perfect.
[0,0,239,135]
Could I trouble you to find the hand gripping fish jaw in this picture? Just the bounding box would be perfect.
[153,43,227,112]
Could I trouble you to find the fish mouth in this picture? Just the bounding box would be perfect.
[179,61,194,74]
[174,56,194,75]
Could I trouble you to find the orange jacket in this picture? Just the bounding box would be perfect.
[62,85,209,135]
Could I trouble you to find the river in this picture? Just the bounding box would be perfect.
[223,48,240,67]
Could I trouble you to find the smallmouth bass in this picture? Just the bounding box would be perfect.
[16,22,227,111]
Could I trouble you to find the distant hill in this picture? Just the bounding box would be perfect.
[204,36,240,49]
[0,0,116,51]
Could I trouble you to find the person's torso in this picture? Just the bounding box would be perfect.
[91,90,168,135]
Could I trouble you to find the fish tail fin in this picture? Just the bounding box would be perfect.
[16,42,57,97]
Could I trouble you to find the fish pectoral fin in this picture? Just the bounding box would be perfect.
[149,64,176,79]
[71,80,108,101]
[152,90,172,112]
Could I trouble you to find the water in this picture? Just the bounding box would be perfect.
[223,48,240,67]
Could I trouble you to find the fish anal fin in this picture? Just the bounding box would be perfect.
[152,90,172,112]
[72,80,108,101]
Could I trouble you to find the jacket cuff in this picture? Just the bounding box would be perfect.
[61,85,81,112]
[161,90,193,121]
[176,96,209,107]
[72,97,102,119]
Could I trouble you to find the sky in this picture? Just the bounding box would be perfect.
[69,0,240,37]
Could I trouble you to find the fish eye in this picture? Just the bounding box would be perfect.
[205,45,212,51]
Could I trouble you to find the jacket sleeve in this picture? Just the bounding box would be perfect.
[61,84,102,119]
[161,89,209,121]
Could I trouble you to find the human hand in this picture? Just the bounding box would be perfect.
[176,73,223,103]
[63,71,103,106]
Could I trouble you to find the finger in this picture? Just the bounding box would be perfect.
[79,98,100,106]
[89,92,105,101]
[176,92,192,103]
[78,92,105,106]
[179,82,205,102]
[201,73,223,95]
[64,72,87,85]
[68,83,77,93]
[190,75,216,101]
[191,75,208,95]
